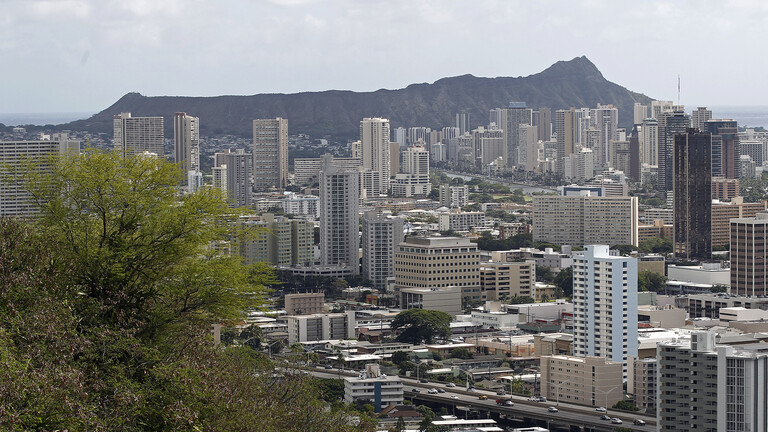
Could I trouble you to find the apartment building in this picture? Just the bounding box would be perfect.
[285,312,355,344]
[479,261,534,301]
[540,355,623,407]
[284,292,325,315]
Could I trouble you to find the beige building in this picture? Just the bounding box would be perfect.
[712,197,767,248]
[252,118,289,191]
[533,194,638,246]
[284,292,325,315]
[438,210,485,232]
[479,261,534,301]
[394,237,481,302]
[627,356,657,412]
[237,213,313,266]
[400,286,462,317]
[540,355,623,407]
[113,112,163,158]
[533,333,573,356]
[638,219,673,242]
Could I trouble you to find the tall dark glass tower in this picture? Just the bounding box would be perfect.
[659,110,690,193]
[674,129,712,260]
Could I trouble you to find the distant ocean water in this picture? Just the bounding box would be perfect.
[708,106,768,128]
[0,112,93,126]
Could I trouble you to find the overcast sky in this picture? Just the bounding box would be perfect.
[2,0,767,114]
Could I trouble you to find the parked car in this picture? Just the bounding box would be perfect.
[611,418,623,424]
[548,407,559,413]
[595,406,607,413]
[633,419,646,425]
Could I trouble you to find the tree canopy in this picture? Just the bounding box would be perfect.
[391,309,452,345]
[0,151,369,431]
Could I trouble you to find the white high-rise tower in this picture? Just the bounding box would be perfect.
[359,118,391,194]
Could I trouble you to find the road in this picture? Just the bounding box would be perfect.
[308,368,655,431]
[438,169,557,194]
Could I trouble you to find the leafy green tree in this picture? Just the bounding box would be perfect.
[536,266,554,282]
[638,237,673,254]
[711,283,729,293]
[638,270,668,293]
[612,244,636,256]
[612,400,639,411]
[449,347,474,359]
[554,267,574,298]
[391,351,410,365]
[391,309,452,345]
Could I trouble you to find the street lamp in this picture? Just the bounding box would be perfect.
[553,381,569,407]
[593,385,620,410]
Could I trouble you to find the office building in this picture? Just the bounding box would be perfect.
[319,155,359,274]
[113,112,164,158]
[731,212,768,296]
[572,245,638,370]
[479,261,534,301]
[706,119,740,179]
[284,292,325,315]
[344,364,404,411]
[399,285,462,317]
[674,129,712,260]
[361,211,404,291]
[712,197,767,248]
[173,112,200,180]
[394,237,480,302]
[285,312,355,344]
[659,110,690,193]
[533,195,638,247]
[439,184,469,208]
[711,177,740,201]
[0,134,80,217]
[252,118,288,190]
[555,109,576,175]
[691,106,712,131]
[540,355,623,407]
[657,332,768,432]
[225,150,251,208]
[293,156,362,185]
[501,102,532,167]
[358,118,391,194]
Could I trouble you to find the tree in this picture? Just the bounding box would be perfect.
[612,400,639,411]
[1,152,370,431]
[638,270,668,293]
[391,351,410,365]
[391,309,452,345]
[536,266,554,283]
[638,237,673,254]
[553,267,574,298]
[449,347,474,359]
[612,244,636,256]
[711,283,729,293]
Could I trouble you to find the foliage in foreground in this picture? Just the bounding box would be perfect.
[0,151,370,431]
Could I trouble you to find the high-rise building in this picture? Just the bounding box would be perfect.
[555,108,575,175]
[392,145,430,197]
[113,112,164,158]
[0,134,80,217]
[237,213,313,266]
[455,112,470,135]
[518,124,539,172]
[394,127,407,148]
[536,107,552,142]
[674,129,712,260]
[633,103,648,125]
[691,106,712,131]
[640,118,659,166]
[731,211,768,296]
[394,237,480,302]
[439,185,469,208]
[706,119,740,179]
[533,194,639,247]
[590,104,619,167]
[659,110,691,193]
[712,197,766,248]
[225,150,251,208]
[572,245,638,371]
[319,155,359,273]
[173,112,200,179]
[501,102,532,167]
[252,118,288,191]
[657,332,768,432]
[361,211,404,290]
[360,118,391,194]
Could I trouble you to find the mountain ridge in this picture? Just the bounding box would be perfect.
[61,56,652,139]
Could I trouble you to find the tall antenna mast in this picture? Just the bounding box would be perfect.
[677,74,681,106]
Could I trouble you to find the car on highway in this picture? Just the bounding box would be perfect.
[411,388,420,393]
[527,396,539,402]
[600,415,611,421]
[611,418,623,424]
[450,395,459,400]
[478,395,488,400]
[496,390,506,395]
[496,399,514,406]
[548,407,558,413]
[595,406,607,413]
[633,419,646,425]
[437,388,445,393]
[419,379,429,383]
[427,389,438,394]
[538,396,547,402]
[445,383,456,387]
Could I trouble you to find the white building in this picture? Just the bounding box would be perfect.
[400,286,462,317]
[173,112,200,177]
[573,245,638,371]
[439,184,469,208]
[438,210,485,232]
[344,364,403,410]
[293,156,361,185]
[362,211,404,290]
[360,118,391,194]
[658,332,768,432]
[285,312,355,344]
[667,263,730,287]
[113,112,163,158]
[319,155,359,274]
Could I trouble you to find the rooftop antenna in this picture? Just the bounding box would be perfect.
[677,74,681,106]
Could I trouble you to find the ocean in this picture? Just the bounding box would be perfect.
[706,106,768,129]
[0,112,93,126]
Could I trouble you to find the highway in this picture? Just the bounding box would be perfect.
[308,368,655,432]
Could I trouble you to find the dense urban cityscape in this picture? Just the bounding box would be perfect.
[3,86,768,432]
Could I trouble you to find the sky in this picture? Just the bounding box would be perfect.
[2,0,768,114]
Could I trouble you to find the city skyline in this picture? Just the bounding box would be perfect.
[4,1,768,114]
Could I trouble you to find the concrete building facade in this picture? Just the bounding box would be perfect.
[252,118,288,190]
